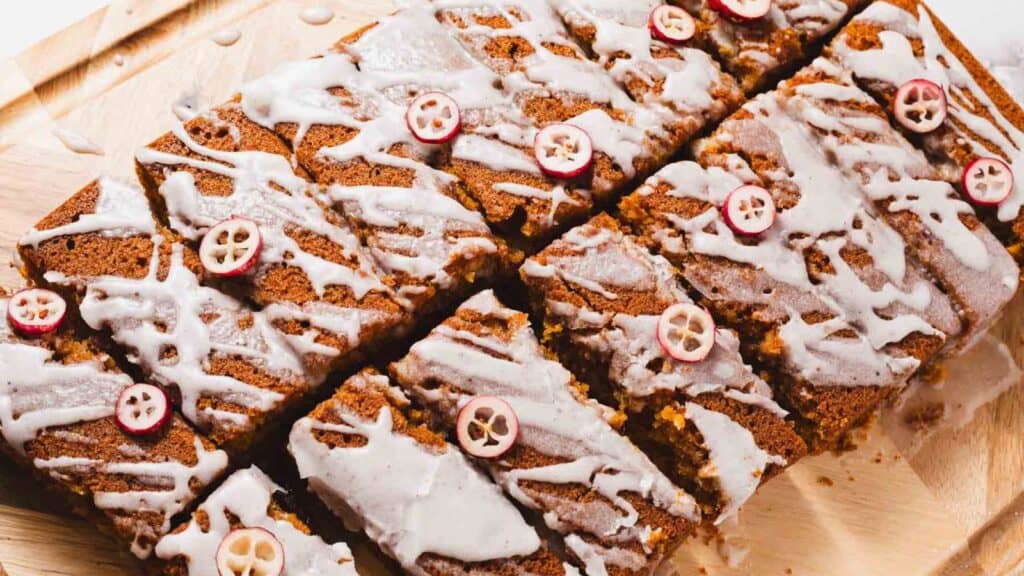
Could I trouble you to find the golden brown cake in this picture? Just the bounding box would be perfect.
[18,178,319,454]
[288,368,574,576]
[520,215,807,512]
[135,101,409,376]
[828,0,1024,267]
[156,466,358,576]
[392,290,698,575]
[0,291,228,562]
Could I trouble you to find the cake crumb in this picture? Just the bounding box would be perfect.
[816,476,834,487]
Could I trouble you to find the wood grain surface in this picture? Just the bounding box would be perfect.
[0,1,1022,575]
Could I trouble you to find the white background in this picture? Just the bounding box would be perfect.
[0,1,1022,99]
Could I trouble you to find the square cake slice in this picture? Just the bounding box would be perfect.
[135,102,408,376]
[392,289,699,575]
[520,215,807,516]
[288,368,575,576]
[19,178,318,454]
[156,466,358,576]
[828,0,1024,265]
[0,291,228,561]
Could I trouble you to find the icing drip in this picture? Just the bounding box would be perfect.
[832,3,1024,223]
[289,372,543,574]
[682,0,853,86]
[551,0,730,122]
[20,177,157,248]
[237,26,504,279]
[685,402,786,524]
[428,0,666,185]
[521,222,792,520]
[776,57,1018,341]
[137,120,387,300]
[78,238,310,436]
[0,299,228,559]
[393,291,698,573]
[156,467,356,575]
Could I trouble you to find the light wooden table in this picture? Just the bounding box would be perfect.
[0,1,1022,575]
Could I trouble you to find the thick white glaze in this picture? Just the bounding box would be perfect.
[521,221,791,522]
[289,371,551,575]
[156,466,357,575]
[0,298,228,559]
[394,290,699,573]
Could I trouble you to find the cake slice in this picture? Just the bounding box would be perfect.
[551,0,744,147]
[520,215,807,515]
[391,290,698,575]
[827,0,1024,266]
[237,25,516,306]
[288,368,574,576]
[156,466,358,576]
[428,0,678,238]
[134,102,408,375]
[0,290,229,561]
[773,58,1019,347]
[18,178,318,454]
[670,0,869,93]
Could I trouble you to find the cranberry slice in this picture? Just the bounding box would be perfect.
[722,185,775,236]
[115,384,171,436]
[456,396,519,459]
[534,124,593,179]
[199,217,262,277]
[216,528,285,576]
[406,92,462,144]
[893,79,947,134]
[961,157,1014,206]
[708,0,771,22]
[649,5,696,44]
[657,303,716,363]
[6,288,66,336]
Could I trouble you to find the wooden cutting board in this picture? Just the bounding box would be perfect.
[1,1,1022,575]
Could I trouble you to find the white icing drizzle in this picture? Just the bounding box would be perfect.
[393,290,699,573]
[551,0,733,125]
[678,0,853,87]
[776,56,1018,342]
[684,402,785,524]
[521,221,791,521]
[78,237,310,437]
[138,113,409,357]
[289,371,545,574]
[237,24,504,281]
[211,28,241,47]
[299,6,334,26]
[427,0,667,191]
[156,467,357,575]
[20,177,157,249]
[0,298,228,559]
[53,127,105,156]
[832,2,1024,223]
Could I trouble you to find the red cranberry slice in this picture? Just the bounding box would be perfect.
[115,383,171,436]
[657,303,716,363]
[456,396,519,459]
[216,528,285,576]
[649,5,696,44]
[199,217,262,277]
[534,124,594,179]
[406,92,462,144]
[893,79,947,134]
[6,288,66,336]
[722,185,775,236]
[708,0,771,22]
[961,157,1014,206]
